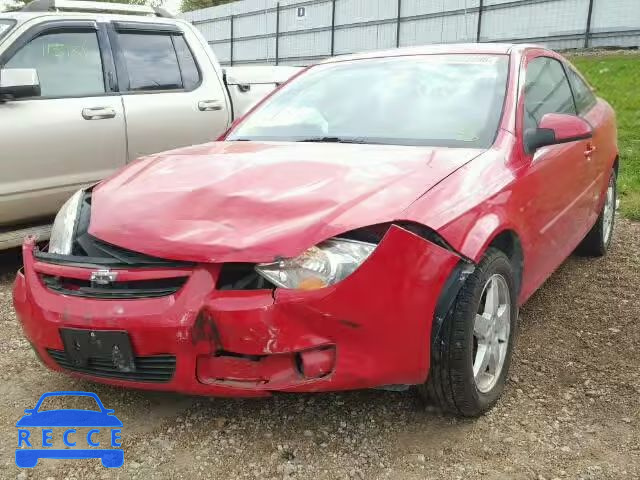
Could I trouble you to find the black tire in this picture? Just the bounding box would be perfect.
[418,248,518,417]
[577,170,617,257]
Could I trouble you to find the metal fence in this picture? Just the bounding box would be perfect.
[180,0,640,66]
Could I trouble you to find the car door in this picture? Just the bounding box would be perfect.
[518,53,592,282]
[565,65,610,225]
[108,21,231,161]
[0,20,126,226]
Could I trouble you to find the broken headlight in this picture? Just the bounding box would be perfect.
[48,189,84,255]
[255,238,376,290]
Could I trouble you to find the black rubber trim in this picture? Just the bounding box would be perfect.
[35,250,194,269]
[431,260,475,349]
[40,274,187,299]
[47,349,176,383]
[112,21,181,33]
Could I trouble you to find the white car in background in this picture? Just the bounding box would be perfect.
[0,0,300,249]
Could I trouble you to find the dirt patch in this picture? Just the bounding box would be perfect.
[0,219,638,479]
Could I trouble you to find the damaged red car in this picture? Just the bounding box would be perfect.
[14,44,618,417]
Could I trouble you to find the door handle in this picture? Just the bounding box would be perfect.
[198,100,223,111]
[584,144,597,157]
[82,107,116,120]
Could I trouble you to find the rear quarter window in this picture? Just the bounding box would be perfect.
[566,66,597,114]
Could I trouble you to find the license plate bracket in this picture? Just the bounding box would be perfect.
[60,328,135,372]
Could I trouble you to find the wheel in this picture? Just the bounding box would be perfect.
[418,248,517,417]
[577,169,617,257]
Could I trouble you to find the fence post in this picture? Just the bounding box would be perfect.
[476,0,483,42]
[584,0,595,48]
[330,0,336,56]
[396,0,402,47]
[275,2,280,65]
[229,15,234,66]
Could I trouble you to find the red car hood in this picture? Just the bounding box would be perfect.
[90,142,483,263]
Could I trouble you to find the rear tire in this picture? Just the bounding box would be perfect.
[418,248,517,417]
[577,169,616,257]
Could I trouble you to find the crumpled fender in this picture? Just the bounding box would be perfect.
[402,132,527,264]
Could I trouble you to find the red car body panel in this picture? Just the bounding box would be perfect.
[13,44,618,395]
[15,228,460,395]
[88,141,483,263]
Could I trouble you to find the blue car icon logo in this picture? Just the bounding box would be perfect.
[16,391,123,468]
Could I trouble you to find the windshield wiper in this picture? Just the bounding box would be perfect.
[297,136,372,144]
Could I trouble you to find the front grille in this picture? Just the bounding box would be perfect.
[47,349,176,383]
[40,274,188,299]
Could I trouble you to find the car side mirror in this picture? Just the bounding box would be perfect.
[524,113,593,154]
[0,68,41,100]
[23,408,35,414]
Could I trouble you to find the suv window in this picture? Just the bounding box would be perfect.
[4,30,105,98]
[566,67,597,114]
[523,56,576,132]
[173,35,200,90]
[118,32,199,92]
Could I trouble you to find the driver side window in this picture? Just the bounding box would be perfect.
[523,56,576,132]
[5,30,105,98]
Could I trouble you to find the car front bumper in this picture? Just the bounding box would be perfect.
[13,226,461,397]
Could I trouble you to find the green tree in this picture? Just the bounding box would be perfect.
[2,0,27,12]
[180,0,233,14]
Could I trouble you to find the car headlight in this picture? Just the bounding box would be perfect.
[48,189,84,255]
[255,238,376,290]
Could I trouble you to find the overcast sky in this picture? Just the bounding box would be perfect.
[0,0,183,15]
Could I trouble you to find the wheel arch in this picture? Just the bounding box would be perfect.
[485,229,524,296]
[450,218,525,297]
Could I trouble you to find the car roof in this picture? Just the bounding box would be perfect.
[319,43,544,64]
[1,10,188,26]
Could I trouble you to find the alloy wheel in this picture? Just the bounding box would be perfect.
[473,274,511,393]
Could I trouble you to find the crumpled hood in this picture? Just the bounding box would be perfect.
[90,142,483,263]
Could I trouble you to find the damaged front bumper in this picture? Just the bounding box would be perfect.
[13,226,461,396]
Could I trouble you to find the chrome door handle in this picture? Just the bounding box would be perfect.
[198,100,223,111]
[82,107,116,120]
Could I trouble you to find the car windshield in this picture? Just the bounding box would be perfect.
[0,19,15,42]
[228,54,509,148]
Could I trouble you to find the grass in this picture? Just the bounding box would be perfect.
[569,53,640,220]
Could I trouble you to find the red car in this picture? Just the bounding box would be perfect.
[14,44,618,417]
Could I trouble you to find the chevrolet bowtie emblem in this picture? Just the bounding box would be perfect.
[90,269,118,287]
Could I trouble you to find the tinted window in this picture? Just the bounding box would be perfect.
[567,67,597,114]
[118,33,182,91]
[229,55,509,148]
[173,35,200,90]
[5,31,105,97]
[523,57,576,131]
[0,19,15,41]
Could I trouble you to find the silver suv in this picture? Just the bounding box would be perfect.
[0,0,299,249]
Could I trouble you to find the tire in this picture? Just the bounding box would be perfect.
[577,169,617,257]
[418,248,518,417]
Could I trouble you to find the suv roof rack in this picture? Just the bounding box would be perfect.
[21,0,174,19]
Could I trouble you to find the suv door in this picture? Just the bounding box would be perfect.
[0,21,126,226]
[518,53,591,280]
[108,21,230,161]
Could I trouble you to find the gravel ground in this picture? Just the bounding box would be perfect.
[0,219,638,480]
